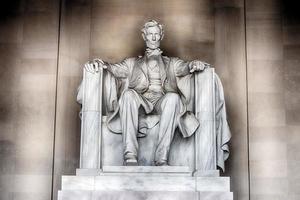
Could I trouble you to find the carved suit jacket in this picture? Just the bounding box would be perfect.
[105,55,200,138]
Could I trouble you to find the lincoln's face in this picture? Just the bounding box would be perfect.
[143,25,162,49]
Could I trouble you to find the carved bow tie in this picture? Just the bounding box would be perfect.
[145,48,163,58]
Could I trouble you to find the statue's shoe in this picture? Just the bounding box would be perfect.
[125,158,138,166]
[155,160,168,166]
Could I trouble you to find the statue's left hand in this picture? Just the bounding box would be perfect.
[189,60,210,73]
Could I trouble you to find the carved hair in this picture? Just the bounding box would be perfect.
[141,20,164,37]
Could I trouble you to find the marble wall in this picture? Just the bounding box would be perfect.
[0,0,60,199]
[246,0,300,199]
[0,0,299,200]
[215,1,249,200]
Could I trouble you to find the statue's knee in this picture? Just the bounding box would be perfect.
[120,90,139,109]
[164,93,180,103]
[162,93,181,107]
[122,90,136,101]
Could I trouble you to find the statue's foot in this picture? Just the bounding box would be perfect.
[155,160,168,166]
[124,153,138,166]
[125,158,138,166]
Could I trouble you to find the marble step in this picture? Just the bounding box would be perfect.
[76,167,220,177]
[103,166,191,173]
[58,190,233,200]
[200,191,233,200]
[77,166,192,177]
[61,175,230,192]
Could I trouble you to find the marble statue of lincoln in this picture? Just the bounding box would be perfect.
[84,20,210,166]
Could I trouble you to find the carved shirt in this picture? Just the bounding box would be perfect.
[142,57,164,104]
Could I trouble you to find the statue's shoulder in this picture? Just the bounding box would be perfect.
[123,56,144,70]
[124,57,138,62]
[122,57,140,67]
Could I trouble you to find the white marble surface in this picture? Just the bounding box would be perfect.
[99,69,219,169]
[76,166,193,177]
[60,166,232,200]
[102,166,191,173]
[94,176,195,191]
[76,169,192,177]
[99,172,191,177]
[101,121,195,168]
[79,68,103,169]
[62,175,195,191]
[196,177,230,191]
[199,192,233,200]
[78,64,230,170]
[61,174,230,192]
[193,170,220,177]
[58,191,92,200]
[194,68,216,170]
[58,191,199,200]
[76,168,102,176]
[92,191,199,200]
[58,190,233,200]
[62,176,94,190]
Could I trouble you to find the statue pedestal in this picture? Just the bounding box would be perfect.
[58,166,233,200]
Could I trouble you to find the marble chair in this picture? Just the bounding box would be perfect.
[76,67,230,174]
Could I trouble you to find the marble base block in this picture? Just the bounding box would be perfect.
[58,191,198,200]
[76,167,220,177]
[58,191,233,200]
[62,175,195,191]
[199,192,233,200]
[59,166,232,200]
[76,166,192,176]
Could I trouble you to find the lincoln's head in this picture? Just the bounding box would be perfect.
[141,20,164,50]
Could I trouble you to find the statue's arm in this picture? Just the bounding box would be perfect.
[173,57,210,77]
[173,58,191,77]
[84,58,134,79]
[105,58,133,78]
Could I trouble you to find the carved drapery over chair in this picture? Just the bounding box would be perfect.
[77,67,231,173]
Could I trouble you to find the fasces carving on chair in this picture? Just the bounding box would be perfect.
[77,20,231,172]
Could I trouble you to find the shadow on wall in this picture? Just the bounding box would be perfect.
[282,0,300,22]
[0,141,15,173]
[0,141,16,195]
[0,0,19,184]
[0,0,22,20]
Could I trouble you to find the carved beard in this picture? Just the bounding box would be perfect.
[145,40,161,50]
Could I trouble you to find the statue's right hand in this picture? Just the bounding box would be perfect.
[84,59,107,74]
